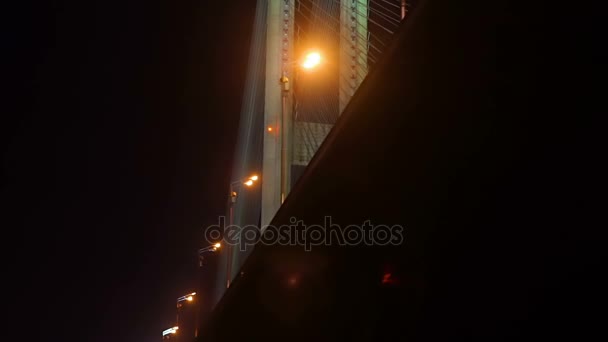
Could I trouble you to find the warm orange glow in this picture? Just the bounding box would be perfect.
[267,126,273,132]
[244,180,254,186]
[186,296,193,301]
[302,51,322,69]
[249,175,259,181]
[214,242,221,249]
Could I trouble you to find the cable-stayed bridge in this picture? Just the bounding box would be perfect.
[194,0,603,340]
[213,0,418,305]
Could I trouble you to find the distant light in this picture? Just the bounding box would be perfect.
[162,327,179,336]
[214,242,221,249]
[186,296,193,301]
[267,126,273,132]
[287,274,299,287]
[381,271,399,286]
[302,51,322,69]
[191,292,197,296]
[249,175,259,181]
[244,180,254,186]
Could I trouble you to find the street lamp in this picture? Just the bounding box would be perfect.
[162,326,179,340]
[198,242,221,267]
[174,292,196,341]
[176,292,196,308]
[226,175,259,288]
[192,242,220,339]
[228,175,260,209]
[198,242,221,254]
[230,175,259,192]
[176,292,196,318]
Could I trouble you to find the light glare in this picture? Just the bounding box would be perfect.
[302,52,321,69]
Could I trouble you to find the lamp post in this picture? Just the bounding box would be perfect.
[226,175,259,289]
[192,242,222,338]
[198,242,221,267]
[175,292,196,327]
[172,292,196,342]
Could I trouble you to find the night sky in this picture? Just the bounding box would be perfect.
[4,1,255,340]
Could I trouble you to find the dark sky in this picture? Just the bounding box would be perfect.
[3,0,255,340]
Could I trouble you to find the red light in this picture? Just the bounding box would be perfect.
[287,274,299,287]
[381,267,400,286]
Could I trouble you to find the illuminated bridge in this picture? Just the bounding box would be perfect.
[200,0,600,341]
[213,0,417,305]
